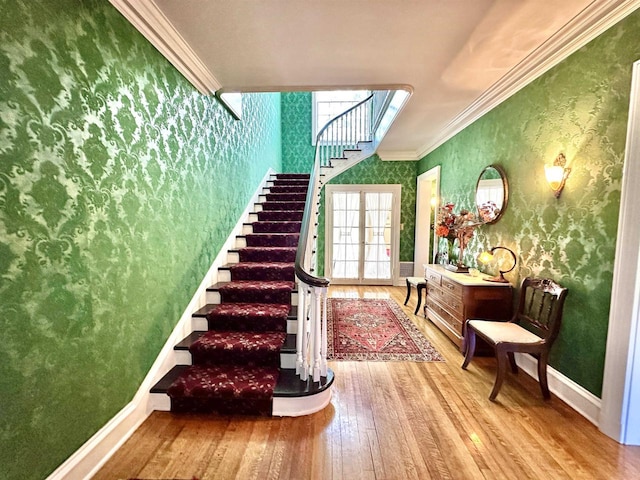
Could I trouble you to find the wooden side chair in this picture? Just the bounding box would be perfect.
[461,277,568,401]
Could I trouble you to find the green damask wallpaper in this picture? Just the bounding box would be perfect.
[0,1,281,479]
[321,154,418,267]
[281,92,315,173]
[419,10,640,397]
[279,93,419,273]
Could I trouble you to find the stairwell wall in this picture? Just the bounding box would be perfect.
[0,1,282,479]
[280,92,419,270]
[417,9,640,398]
[281,92,316,173]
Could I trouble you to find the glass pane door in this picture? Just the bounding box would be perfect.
[327,187,397,285]
[331,192,360,280]
[364,192,392,280]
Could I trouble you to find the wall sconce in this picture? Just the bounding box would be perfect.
[478,246,517,283]
[545,153,571,198]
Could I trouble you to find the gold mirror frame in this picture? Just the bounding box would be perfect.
[475,164,508,224]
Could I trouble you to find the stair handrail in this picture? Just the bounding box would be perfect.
[294,93,375,288]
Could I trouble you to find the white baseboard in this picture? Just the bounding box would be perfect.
[514,352,601,426]
[47,169,275,480]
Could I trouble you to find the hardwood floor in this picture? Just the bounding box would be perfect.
[93,286,640,480]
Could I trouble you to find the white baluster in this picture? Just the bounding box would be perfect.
[320,287,328,377]
[296,281,306,376]
[312,286,322,381]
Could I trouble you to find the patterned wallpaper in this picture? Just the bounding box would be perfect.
[281,92,315,173]
[0,1,281,479]
[419,10,640,397]
[279,93,419,272]
[322,154,418,265]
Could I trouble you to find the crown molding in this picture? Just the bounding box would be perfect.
[377,150,420,161]
[109,0,221,95]
[415,0,640,159]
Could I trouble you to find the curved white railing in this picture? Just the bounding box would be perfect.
[294,89,410,382]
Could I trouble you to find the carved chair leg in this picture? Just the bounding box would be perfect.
[538,352,551,399]
[461,324,476,370]
[489,348,508,401]
[507,352,518,374]
[403,278,411,305]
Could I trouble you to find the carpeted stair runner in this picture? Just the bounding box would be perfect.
[166,173,309,415]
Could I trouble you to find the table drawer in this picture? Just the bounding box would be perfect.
[426,298,463,336]
[425,269,442,286]
[441,276,463,297]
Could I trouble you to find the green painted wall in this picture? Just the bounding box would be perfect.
[281,92,315,173]
[418,10,640,397]
[0,1,281,479]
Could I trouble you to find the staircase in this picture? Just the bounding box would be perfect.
[151,173,333,416]
[149,88,410,416]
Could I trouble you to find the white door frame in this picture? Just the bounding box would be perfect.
[599,60,640,445]
[414,166,441,276]
[325,184,401,285]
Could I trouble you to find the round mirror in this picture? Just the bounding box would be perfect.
[475,165,508,224]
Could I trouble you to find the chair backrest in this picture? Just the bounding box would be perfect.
[514,278,568,344]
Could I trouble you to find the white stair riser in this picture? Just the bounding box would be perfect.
[175,350,191,365]
[173,350,295,369]
[206,291,298,305]
[149,393,171,411]
[192,316,298,333]
[280,352,296,369]
[235,237,247,248]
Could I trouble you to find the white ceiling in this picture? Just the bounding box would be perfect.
[119,0,639,159]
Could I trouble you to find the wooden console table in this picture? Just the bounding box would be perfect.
[424,264,513,352]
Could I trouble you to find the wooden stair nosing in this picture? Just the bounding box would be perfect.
[273,368,335,398]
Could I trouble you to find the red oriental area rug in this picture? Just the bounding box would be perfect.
[327,298,444,362]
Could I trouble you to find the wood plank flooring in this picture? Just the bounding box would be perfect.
[93,286,640,480]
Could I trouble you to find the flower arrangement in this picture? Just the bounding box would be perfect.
[435,203,481,266]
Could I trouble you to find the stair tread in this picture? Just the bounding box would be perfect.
[152,365,334,400]
[150,365,189,393]
[273,368,335,398]
[193,303,298,318]
[175,331,207,350]
[175,331,296,353]
[192,331,287,352]
[220,261,295,270]
[167,364,280,399]
[208,281,298,292]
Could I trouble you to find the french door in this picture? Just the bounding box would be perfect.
[325,185,400,285]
